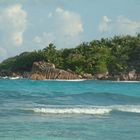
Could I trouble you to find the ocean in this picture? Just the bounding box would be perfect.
[0,79,140,140]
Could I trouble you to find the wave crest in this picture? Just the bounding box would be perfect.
[116,105,140,113]
[33,107,111,115]
[30,105,140,115]
[43,79,86,82]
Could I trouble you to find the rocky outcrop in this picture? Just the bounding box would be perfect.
[94,72,109,80]
[82,73,93,79]
[0,69,22,79]
[106,70,140,81]
[128,70,137,80]
[30,61,81,80]
[0,70,12,77]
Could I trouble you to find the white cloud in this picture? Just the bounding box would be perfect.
[54,7,83,37]
[98,15,140,35]
[0,4,27,61]
[98,16,111,32]
[34,36,42,44]
[0,4,27,46]
[34,32,54,47]
[34,7,83,48]
[116,16,140,34]
[103,16,111,23]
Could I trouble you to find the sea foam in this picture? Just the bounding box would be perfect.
[31,105,140,115]
[111,81,140,83]
[115,105,140,113]
[33,107,111,115]
[9,77,21,80]
[43,79,86,82]
[0,76,22,80]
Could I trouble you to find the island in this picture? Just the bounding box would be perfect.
[0,34,140,81]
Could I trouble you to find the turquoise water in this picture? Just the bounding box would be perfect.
[0,79,140,140]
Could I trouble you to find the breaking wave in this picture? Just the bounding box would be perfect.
[33,107,111,115]
[111,81,140,83]
[43,79,86,82]
[115,105,140,113]
[9,77,22,80]
[30,105,140,115]
[0,76,22,80]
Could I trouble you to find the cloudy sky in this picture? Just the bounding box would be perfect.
[0,0,140,61]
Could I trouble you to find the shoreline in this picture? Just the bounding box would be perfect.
[0,76,140,82]
[0,61,140,81]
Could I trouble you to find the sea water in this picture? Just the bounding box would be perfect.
[0,79,140,140]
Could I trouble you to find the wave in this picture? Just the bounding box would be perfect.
[111,81,140,83]
[0,76,8,79]
[43,79,86,82]
[54,92,140,105]
[115,105,140,113]
[29,105,140,115]
[32,107,111,115]
[0,76,22,80]
[9,77,22,80]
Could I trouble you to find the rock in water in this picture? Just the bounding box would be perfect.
[30,61,81,80]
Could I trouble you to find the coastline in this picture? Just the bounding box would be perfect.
[1,61,140,81]
[0,76,140,82]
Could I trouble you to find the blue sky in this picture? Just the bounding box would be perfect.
[0,0,140,61]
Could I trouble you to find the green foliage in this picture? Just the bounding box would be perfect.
[0,56,17,70]
[12,51,48,72]
[0,34,140,75]
[43,43,63,68]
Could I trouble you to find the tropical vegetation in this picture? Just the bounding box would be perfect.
[0,34,140,76]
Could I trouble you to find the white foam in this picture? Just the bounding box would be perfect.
[112,81,140,83]
[56,79,86,81]
[43,79,86,82]
[32,105,140,115]
[0,76,22,80]
[115,105,140,113]
[9,77,21,80]
[2,76,8,79]
[33,107,111,115]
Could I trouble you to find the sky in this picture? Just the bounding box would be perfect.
[0,0,140,61]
